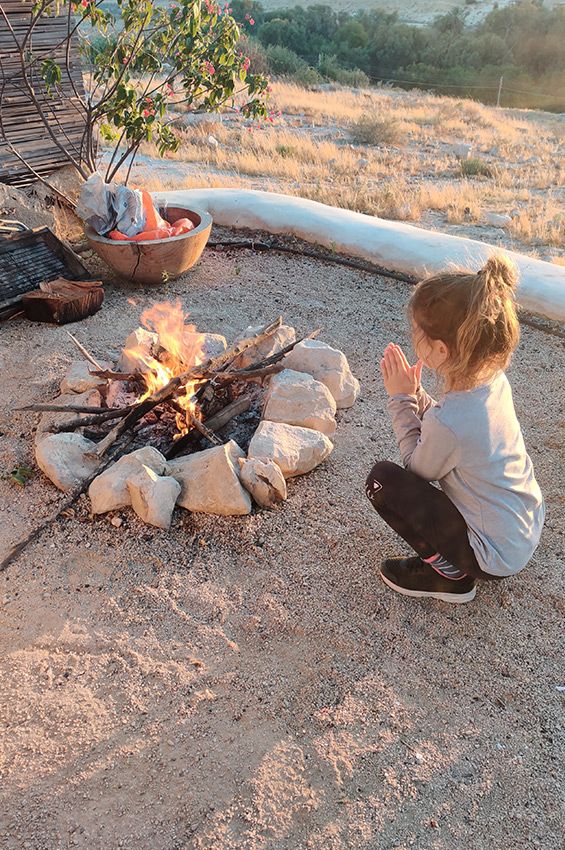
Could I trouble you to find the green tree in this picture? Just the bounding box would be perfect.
[0,0,270,186]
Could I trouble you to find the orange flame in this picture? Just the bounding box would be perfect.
[122,300,207,436]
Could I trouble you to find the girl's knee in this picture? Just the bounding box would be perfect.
[365,460,398,502]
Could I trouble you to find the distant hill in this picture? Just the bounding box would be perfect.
[259,0,485,26]
[99,0,563,28]
[249,0,562,27]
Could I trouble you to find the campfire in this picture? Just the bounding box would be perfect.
[25,303,361,529]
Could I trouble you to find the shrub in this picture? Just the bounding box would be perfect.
[275,143,298,157]
[334,67,369,87]
[292,64,322,88]
[318,54,369,88]
[265,44,307,76]
[238,36,270,76]
[350,116,406,146]
[460,157,496,177]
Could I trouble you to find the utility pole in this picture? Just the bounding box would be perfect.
[496,75,503,108]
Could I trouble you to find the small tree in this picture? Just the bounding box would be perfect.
[0,0,270,189]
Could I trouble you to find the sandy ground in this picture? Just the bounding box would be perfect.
[0,234,563,849]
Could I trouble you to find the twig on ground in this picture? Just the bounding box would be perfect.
[89,369,137,381]
[17,403,128,414]
[47,407,134,432]
[66,331,105,371]
[0,436,134,573]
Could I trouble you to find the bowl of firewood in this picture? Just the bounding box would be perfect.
[85,206,213,285]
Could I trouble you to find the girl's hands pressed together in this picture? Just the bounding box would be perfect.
[380,343,423,396]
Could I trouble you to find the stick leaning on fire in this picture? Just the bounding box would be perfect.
[3,319,320,572]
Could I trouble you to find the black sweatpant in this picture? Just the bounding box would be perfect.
[365,460,501,581]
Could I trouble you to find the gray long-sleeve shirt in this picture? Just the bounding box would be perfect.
[387,372,545,577]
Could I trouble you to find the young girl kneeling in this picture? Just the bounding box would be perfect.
[366,255,545,604]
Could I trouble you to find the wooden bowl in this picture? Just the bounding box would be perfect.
[85,206,212,284]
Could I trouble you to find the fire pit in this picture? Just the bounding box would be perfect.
[85,206,212,284]
[27,303,360,530]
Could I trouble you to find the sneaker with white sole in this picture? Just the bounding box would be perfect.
[380,556,477,604]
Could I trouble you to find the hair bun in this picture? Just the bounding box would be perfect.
[480,254,518,295]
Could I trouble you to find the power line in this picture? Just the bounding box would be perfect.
[362,72,561,101]
[307,53,563,103]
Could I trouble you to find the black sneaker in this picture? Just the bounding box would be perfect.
[380,556,477,604]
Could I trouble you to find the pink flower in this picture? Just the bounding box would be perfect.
[249,17,254,25]
[143,109,150,117]
[243,57,250,71]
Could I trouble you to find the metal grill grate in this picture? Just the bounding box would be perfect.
[0,228,92,310]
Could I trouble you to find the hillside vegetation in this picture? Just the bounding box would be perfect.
[233,0,565,110]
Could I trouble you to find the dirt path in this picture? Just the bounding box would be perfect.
[0,237,563,849]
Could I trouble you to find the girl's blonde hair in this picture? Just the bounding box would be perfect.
[409,254,520,389]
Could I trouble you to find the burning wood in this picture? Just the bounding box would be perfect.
[2,300,360,570]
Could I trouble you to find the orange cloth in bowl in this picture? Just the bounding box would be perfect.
[108,192,194,241]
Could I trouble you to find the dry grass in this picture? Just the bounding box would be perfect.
[131,80,564,257]
[418,181,483,223]
[508,203,564,248]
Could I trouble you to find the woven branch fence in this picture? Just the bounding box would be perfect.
[0,0,85,186]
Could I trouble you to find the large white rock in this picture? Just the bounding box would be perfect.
[35,432,99,491]
[483,212,512,228]
[248,421,333,479]
[88,446,169,514]
[127,465,181,529]
[35,390,101,445]
[60,359,112,394]
[233,324,296,369]
[283,339,360,409]
[182,331,227,363]
[238,456,287,509]
[169,440,251,516]
[118,327,159,373]
[263,369,337,436]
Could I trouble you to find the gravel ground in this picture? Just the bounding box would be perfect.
[0,233,563,850]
